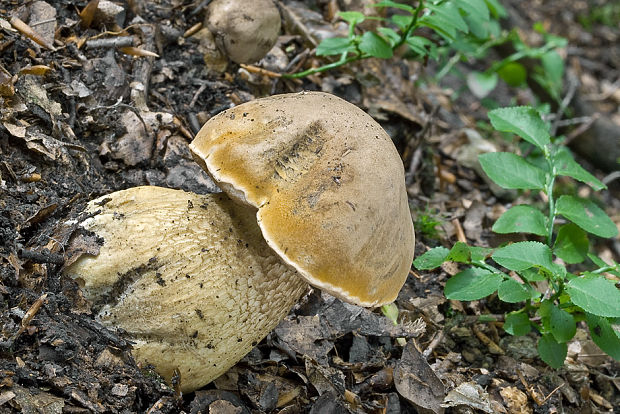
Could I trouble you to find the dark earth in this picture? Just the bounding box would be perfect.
[1,0,619,412]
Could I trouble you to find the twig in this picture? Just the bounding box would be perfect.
[422,329,444,358]
[240,63,282,78]
[13,293,48,340]
[10,16,56,51]
[452,218,467,243]
[564,113,600,145]
[86,36,135,49]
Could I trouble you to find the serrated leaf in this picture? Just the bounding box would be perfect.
[413,247,449,270]
[566,274,620,317]
[498,278,531,303]
[479,152,547,190]
[538,334,567,368]
[553,148,606,190]
[554,223,589,264]
[504,312,531,336]
[316,37,355,56]
[359,31,393,59]
[549,305,576,343]
[488,106,550,149]
[585,313,620,361]
[556,196,618,238]
[446,242,471,263]
[444,268,502,301]
[492,241,554,272]
[492,205,548,236]
[467,71,498,98]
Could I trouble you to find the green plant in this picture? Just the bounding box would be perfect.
[282,0,504,79]
[463,25,567,101]
[415,207,442,239]
[414,106,620,368]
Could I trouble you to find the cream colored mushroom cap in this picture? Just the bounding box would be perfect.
[63,187,307,392]
[189,92,415,307]
[205,0,281,64]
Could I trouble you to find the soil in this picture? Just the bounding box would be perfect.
[1,0,619,413]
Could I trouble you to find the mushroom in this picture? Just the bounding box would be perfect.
[189,91,414,306]
[205,0,281,64]
[63,91,414,392]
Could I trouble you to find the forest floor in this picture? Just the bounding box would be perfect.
[0,0,619,413]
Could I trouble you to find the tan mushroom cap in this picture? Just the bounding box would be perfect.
[190,92,415,307]
[205,0,281,64]
[63,187,307,392]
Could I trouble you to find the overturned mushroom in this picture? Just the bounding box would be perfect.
[63,91,414,392]
[205,0,281,64]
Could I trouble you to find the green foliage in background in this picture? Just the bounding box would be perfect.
[413,106,620,368]
[283,0,505,79]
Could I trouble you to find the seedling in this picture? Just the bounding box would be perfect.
[414,106,620,368]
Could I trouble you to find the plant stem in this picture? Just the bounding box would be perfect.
[283,0,425,79]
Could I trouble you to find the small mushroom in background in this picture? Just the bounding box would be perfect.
[205,0,281,64]
[63,91,415,392]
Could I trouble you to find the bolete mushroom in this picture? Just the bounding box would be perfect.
[205,0,281,64]
[63,91,414,392]
[189,91,414,306]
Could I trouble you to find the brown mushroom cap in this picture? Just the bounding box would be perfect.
[189,92,415,307]
[205,0,281,64]
[63,186,307,392]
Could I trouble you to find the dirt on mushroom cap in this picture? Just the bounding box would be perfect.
[190,92,415,307]
[62,186,307,392]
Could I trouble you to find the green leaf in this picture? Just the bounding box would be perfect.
[518,268,546,282]
[446,242,471,263]
[458,0,490,21]
[479,152,547,190]
[444,268,503,301]
[566,274,620,317]
[549,304,576,343]
[492,241,554,272]
[470,246,493,262]
[419,14,457,40]
[492,205,548,236]
[554,223,589,264]
[585,313,620,361]
[488,106,550,149]
[587,253,620,277]
[405,36,437,59]
[556,196,618,238]
[359,32,393,59]
[497,62,527,87]
[498,278,531,303]
[553,148,606,190]
[484,0,507,18]
[337,11,366,25]
[316,37,355,56]
[378,27,401,46]
[413,247,449,270]
[381,303,399,325]
[467,71,498,98]
[426,1,468,32]
[373,0,416,13]
[541,50,564,91]
[391,14,414,31]
[504,312,531,336]
[538,334,567,368]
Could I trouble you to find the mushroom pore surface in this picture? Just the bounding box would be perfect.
[62,186,307,392]
[189,91,415,307]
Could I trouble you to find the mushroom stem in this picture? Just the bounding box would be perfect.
[63,186,307,392]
